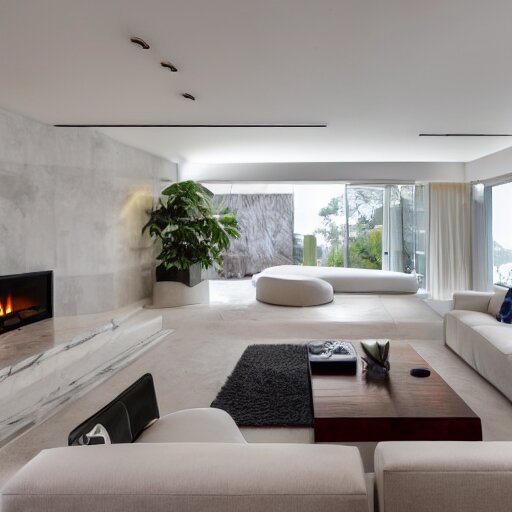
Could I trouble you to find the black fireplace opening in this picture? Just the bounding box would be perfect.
[0,271,53,335]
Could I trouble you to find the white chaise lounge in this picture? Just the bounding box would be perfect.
[253,265,419,294]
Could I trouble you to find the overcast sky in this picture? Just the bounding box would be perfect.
[493,182,512,251]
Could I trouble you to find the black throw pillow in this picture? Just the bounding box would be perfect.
[68,373,159,445]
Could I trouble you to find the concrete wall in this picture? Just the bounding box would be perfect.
[181,161,465,183]
[0,109,177,316]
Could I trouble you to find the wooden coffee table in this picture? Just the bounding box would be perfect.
[312,341,482,442]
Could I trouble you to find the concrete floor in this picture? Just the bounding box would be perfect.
[1,280,511,483]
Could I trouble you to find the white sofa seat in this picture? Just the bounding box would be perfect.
[137,408,247,443]
[375,441,512,512]
[445,285,512,400]
[253,265,419,294]
[0,443,369,512]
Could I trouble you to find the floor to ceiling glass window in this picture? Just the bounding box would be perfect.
[292,184,347,267]
[202,182,426,286]
[346,185,384,270]
[492,181,512,286]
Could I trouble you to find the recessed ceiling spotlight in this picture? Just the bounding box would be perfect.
[161,61,178,72]
[130,37,150,50]
[182,93,196,101]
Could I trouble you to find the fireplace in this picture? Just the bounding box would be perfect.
[0,271,53,335]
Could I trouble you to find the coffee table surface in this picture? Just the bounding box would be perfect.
[312,341,482,442]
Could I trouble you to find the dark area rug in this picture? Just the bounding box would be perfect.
[211,344,313,427]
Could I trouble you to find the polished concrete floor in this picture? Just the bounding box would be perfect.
[1,280,511,483]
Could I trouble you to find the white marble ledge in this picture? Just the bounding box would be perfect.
[0,302,149,382]
[0,304,170,443]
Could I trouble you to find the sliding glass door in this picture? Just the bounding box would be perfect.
[492,181,512,286]
[346,186,384,269]
[203,181,426,284]
[344,184,420,276]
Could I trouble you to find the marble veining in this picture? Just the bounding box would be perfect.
[0,300,150,370]
[0,304,170,442]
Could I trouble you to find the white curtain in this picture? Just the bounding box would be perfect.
[429,183,472,299]
[471,184,492,291]
[382,185,405,272]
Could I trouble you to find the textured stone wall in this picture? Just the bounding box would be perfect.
[213,194,294,276]
[0,108,176,315]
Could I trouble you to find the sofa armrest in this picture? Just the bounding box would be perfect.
[375,441,512,512]
[1,443,369,512]
[452,291,493,313]
[136,408,247,443]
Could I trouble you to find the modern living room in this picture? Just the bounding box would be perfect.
[2,1,512,511]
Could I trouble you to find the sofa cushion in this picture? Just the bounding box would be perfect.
[446,309,499,327]
[473,324,512,355]
[375,441,512,512]
[136,408,246,443]
[497,288,512,323]
[1,443,369,512]
[488,285,509,317]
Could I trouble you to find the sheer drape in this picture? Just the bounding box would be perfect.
[471,184,492,291]
[429,183,472,299]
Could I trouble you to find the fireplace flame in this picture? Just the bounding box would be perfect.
[0,293,13,317]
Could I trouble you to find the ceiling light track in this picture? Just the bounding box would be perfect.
[54,123,328,128]
[419,133,512,137]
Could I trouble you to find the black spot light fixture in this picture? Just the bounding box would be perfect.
[129,37,197,100]
[161,61,178,72]
[130,37,150,50]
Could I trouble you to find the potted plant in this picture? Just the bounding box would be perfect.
[360,339,390,380]
[143,180,240,287]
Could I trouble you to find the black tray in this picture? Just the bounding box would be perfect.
[308,340,358,375]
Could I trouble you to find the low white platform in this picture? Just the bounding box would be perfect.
[0,305,171,443]
[253,265,419,294]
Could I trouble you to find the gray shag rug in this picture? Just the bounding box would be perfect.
[211,344,313,427]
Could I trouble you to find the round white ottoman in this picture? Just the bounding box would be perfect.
[255,274,334,306]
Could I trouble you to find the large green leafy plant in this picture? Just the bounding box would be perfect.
[143,181,240,271]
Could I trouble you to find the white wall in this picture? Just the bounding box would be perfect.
[0,109,177,316]
[465,146,512,183]
[181,161,465,183]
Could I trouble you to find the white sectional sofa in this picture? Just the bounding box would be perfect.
[375,441,512,512]
[444,285,512,400]
[4,438,512,512]
[1,443,369,512]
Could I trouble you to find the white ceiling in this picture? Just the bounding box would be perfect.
[1,0,512,163]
